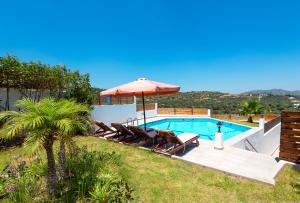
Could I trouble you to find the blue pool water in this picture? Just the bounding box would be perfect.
[142,118,251,141]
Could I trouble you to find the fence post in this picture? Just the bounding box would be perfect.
[207,109,211,117]
[174,108,176,115]
[191,107,194,115]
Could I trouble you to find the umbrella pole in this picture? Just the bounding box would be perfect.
[142,91,147,131]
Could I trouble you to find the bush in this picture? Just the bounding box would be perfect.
[0,147,133,202]
[60,146,133,202]
[0,156,47,202]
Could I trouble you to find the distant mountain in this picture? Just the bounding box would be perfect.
[242,89,300,96]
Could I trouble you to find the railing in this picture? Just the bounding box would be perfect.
[244,139,258,152]
[136,103,156,112]
[158,108,208,115]
[264,116,281,133]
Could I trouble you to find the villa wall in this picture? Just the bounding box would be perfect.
[136,103,158,119]
[91,103,158,125]
[233,124,281,155]
[91,104,137,125]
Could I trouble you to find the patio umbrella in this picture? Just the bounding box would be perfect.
[100,78,180,130]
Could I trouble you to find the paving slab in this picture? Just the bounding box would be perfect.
[173,142,284,185]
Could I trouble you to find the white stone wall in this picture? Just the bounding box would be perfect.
[91,104,137,125]
[232,124,281,155]
[136,103,158,119]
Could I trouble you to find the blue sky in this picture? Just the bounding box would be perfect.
[1,0,300,93]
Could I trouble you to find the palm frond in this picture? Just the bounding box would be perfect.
[0,119,26,140]
[55,118,75,134]
[15,98,37,112]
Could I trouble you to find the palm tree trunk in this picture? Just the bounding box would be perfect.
[44,138,58,197]
[5,87,10,110]
[58,139,67,179]
[248,116,253,123]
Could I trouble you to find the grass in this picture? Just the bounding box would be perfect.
[1,136,300,202]
[221,119,259,127]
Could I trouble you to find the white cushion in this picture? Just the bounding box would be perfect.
[177,133,198,143]
[147,130,157,138]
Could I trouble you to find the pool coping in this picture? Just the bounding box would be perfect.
[140,115,258,147]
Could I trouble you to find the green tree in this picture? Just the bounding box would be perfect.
[55,99,91,179]
[239,100,264,123]
[65,71,95,105]
[0,98,91,196]
[0,55,21,110]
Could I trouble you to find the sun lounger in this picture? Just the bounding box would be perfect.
[110,123,134,141]
[94,121,116,136]
[153,130,199,155]
[125,126,158,146]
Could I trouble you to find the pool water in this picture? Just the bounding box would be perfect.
[142,118,251,141]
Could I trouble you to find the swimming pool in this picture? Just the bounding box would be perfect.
[142,118,251,141]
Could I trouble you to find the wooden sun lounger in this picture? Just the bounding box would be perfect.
[110,123,134,141]
[94,121,116,136]
[125,126,158,146]
[153,130,199,155]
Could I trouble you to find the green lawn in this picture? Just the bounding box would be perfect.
[221,119,259,127]
[1,136,300,202]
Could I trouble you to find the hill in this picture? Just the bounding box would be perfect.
[144,91,299,114]
[243,89,300,96]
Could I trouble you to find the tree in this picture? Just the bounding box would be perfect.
[0,54,96,109]
[54,99,91,179]
[0,55,21,110]
[65,71,95,105]
[0,98,91,197]
[239,100,264,123]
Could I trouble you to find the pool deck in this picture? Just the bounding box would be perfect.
[173,139,284,185]
[134,116,285,185]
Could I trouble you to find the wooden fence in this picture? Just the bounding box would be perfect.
[211,114,278,122]
[279,111,300,163]
[158,108,208,115]
[97,96,134,105]
[136,103,156,112]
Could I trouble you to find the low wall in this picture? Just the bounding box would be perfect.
[232,124,281,155]
[136,103,157,119]
[91,104,137,125]
[137,109,157,119]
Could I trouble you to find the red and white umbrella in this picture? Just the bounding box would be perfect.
[100,78,180,129]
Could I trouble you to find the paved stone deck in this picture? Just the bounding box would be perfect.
[173,139,284,185]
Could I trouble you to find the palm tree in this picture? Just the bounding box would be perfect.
[239,100,264,123]
[0,98,91,196]
[55,99,91,179]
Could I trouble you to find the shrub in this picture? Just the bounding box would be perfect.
[0,146,133,202]
[60,146,133,202]
[0,156,47,202]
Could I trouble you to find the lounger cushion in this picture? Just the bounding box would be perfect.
[147,130,157,138]
[177,133,198,143]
